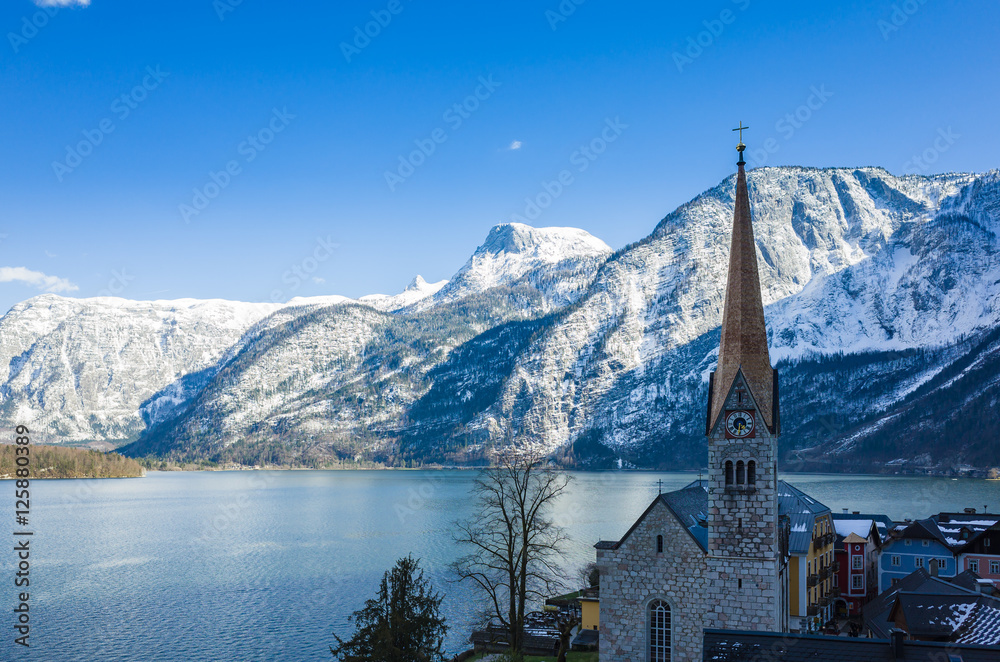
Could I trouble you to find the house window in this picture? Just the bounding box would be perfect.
[657,535,663,554]
[905,540,912,546]
[891,555,901,567]
[986,539,992,548]
[991,560,1000,575]
[736,461,745,485]
[748,460,756,485]
[922,540,930,547]
[915,557,924,568]
[833,574,838,588]
[969,559,979,573]
[852,575,864,590]
[853,556,863,570]
[648,600,671,662]
[725,461,734,486]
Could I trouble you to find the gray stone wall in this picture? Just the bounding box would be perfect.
[598,500,708,662]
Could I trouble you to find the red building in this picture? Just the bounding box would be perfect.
[836,533,869,615]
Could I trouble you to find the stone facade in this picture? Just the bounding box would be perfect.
[596,152,788,661]
[597,500,709,662]
[706,370,784,631]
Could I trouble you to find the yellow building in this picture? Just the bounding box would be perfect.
[782,482,835,630]
[579,593,599,631]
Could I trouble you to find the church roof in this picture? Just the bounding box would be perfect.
[596,486,710,553]
[683,479,831,555]
[707,157,778,434]
[703,628,1000,662]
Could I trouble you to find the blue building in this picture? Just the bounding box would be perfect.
[878,512,1000,592]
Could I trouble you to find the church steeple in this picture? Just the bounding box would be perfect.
[707,128,779,435]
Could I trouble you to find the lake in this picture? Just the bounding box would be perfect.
[4,470,999,660]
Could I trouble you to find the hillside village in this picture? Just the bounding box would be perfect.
[467,142,1000,662]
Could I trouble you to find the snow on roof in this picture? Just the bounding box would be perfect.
[834,520,874,539]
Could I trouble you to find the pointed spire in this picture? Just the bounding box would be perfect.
[708,132,777,433]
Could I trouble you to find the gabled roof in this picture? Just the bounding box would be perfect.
[595,486,709,553]
[843,532,868,545]
[681,479,830,555]
[892,514,1000,552]
[865,568,934,638]
[833,512,895,543]
[865,567,1000,642]
[889,592,981,638]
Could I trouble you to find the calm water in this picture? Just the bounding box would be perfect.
[4,470,999,661]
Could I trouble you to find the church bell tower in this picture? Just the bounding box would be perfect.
[704,124,785,630]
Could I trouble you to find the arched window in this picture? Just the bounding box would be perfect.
[648,600,671,662]
[725,461,734,485]
[747,460,756,485]
[656,535,663,554]
[736,461,745,485]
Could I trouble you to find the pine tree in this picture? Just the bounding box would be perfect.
[331,556,447,662]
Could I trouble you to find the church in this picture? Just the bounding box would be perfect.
[595,130,791,662]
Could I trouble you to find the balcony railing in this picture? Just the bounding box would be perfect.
[807,574,819,587]
[807,605,819,616]
[829,587,841,598]
[820,566,833,580]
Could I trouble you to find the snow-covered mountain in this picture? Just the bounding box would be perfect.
[3,168,998,472]
[0,274,449,444]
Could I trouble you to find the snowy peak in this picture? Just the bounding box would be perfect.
[477,223,611,261]
[416,223,612,311]
[359,275,448,311]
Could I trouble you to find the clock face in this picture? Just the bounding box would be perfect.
[726,410,755,438]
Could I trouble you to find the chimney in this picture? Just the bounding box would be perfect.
[853,511,860,515]
[889,628,906,659]
[965,507,977,514]
[843,508,849,514]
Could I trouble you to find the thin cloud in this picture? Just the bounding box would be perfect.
[0,266,78,293]
[34,0,91,6]
[508,140,523,150]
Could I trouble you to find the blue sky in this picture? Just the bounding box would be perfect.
[1,0,997,313]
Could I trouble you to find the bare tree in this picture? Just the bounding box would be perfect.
[452,448,571,656]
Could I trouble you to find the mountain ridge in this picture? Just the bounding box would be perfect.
[2,167,998,473]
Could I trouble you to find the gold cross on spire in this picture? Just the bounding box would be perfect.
[732,121,749,152]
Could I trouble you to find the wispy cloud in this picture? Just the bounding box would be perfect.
[34,0,90,6]
[312,277,326,285]
[0,266,78,293]
[508,140,523,150]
